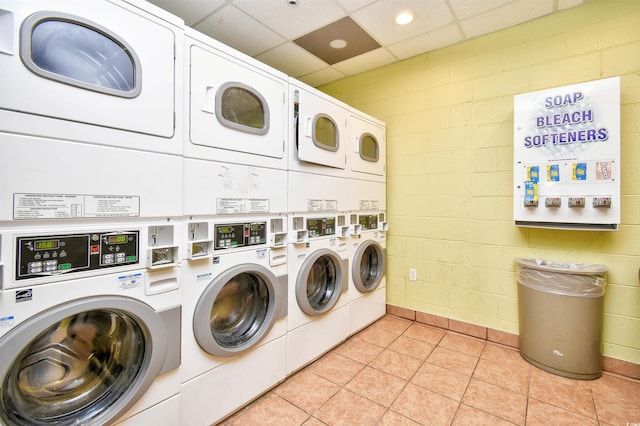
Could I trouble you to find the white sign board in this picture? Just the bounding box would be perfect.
[513,77,620,230]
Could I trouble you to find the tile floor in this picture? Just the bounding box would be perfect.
[221,314,640,425]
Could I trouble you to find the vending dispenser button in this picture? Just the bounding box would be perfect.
[568,197,586,208]
[545,197,562,208]
[592,197,612,208]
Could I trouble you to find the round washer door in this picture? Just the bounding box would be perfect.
[193,263,284,358]
[352,240,385,293]
[296,248,347,316]
[0,296,170,426]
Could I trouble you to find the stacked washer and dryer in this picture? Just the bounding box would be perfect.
[179,28,290,426]
[0,1,387,424]
[0,1,184,424]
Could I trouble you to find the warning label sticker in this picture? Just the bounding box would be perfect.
[14,193,140,219]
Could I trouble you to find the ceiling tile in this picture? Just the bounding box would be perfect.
[233,0,345,39]
[146,0,225,25]
[256,42,328,78]
[331,47,397,76]
[193,5,285,56]
[447,0,513,20]
[353,0,455,45]
[387,23,463,59]
[334,0,378,13]
[460,0,554,39]
[297,67,347,87]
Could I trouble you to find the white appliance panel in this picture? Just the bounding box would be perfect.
[187,29,288,169]
[0,0,181,147]
[0,134,183,222]
[346,179,387,212]
[289,78,348,176]
[183,159,287,216]
[348,111,386,181]
[288,172,349,214]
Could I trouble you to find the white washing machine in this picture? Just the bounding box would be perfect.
[184,27,288,171]
[180,215,288,425]
[286,212,350,375]
[347,212,388,336]
[0,221,182,426]
[289,78,349,178]
[0,0,185,222]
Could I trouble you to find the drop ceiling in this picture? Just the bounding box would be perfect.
[146,0,587,87]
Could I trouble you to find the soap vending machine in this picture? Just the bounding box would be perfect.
[513,77,620,230]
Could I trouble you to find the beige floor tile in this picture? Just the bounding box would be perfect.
[590,372,640,405]
[356,325,401,348]
[387,335,435,361]
[462,379,527,425]
[345,366,407,407]
[274,369,341,414]
[391,382,459,425]
[228,393,309,426]
[426,345,479,376]
[333,335,385,364]
[402,323,447,345]
[315,388,386,426]
[374,314,414,335]
[377,409,422,425]
[472,358,530,395]
[308,351,364,386]
[452,404,516,425]
[301,417,326,426]
[529,370,596,418]
[592,391,640,425]
[481,343,531,372]
[411,362,471,401]
[526,398,598,425]
[370,348,423,381]
[439,331,486,357]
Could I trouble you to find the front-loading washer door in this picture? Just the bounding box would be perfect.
[193,263,286,358]
[296,248,348,316]
[352,240,386,293]
[0,296,176,426]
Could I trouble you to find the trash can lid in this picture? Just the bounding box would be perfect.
[514,258,608,275]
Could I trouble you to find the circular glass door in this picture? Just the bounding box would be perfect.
[352,240,385,293]
[296,249,345,316]
[0,297,167,426]
[193,264,282,357]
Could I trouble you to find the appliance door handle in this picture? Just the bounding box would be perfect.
[202,85,216,114]
[304,116,313,138]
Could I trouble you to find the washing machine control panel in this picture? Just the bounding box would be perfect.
[307,217,336,238]
[16,231,139,280]
[215,222,267,249]
[359,214,378,230]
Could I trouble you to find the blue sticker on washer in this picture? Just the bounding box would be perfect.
[0,316,15,328]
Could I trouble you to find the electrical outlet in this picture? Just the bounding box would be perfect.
[409,268,417,281]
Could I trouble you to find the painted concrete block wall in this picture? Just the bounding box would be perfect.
[320,0,640,364]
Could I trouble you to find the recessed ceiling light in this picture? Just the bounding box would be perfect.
[329,39,347,49]
[395,11,414,25]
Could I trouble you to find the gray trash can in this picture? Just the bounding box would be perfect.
[514,258,607,380]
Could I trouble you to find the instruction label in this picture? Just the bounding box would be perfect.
[14,193,140,219]
[216,198,270,214]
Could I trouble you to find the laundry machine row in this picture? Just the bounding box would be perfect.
[0,0,387,424]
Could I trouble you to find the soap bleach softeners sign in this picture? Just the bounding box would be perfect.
[513,77,620,230]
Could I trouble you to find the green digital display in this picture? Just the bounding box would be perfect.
[108,235,128,244]
[35,240,59,250]
[251,224,263,231]
[218,226,234,234]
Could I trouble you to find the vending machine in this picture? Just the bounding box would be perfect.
[513,77,620,230]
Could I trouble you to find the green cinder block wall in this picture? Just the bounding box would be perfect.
[320,0,640,365]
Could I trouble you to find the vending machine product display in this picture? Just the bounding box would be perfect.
[513,77,620,230]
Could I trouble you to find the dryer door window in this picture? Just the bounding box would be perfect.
[216,83,269,135]
[352,241,385,293]
[0,304,160,426]
[313,115,339,152]
[210,272,269,347]
[359,133,379,162]
[22,13,140,97]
